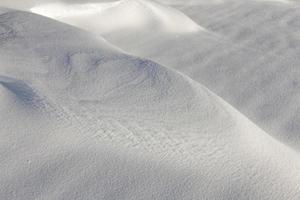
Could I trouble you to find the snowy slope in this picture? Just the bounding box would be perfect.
[1,9,300,200]
[178,0,300,148]
[31,0,203,35]
[34,0,300,149]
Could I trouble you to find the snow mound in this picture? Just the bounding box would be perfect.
[30,0,203,34]
[1,9,300,200]
[83,0,300,149]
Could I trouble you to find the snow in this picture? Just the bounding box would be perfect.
[30,0,203,35]
[36,0,300,149]
[0,0,300,199]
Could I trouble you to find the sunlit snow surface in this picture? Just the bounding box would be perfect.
[0,0,300,199]
[31,0,203,34]
[31,2,119,18]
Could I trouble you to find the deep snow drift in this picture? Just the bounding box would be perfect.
[32,0,300,149]
[1,8,300,199]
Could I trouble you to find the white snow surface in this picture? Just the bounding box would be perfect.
[34,0,300,149]
[0,1,300,199]
[31,0,203,35]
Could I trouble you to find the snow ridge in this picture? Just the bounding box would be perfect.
[30,0,203,34]
[1,7,300,200]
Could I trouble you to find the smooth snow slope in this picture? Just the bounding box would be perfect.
[36,0,300,149]
[178,0,300,148]
[31,0,203,35]
[1,9,300,199]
